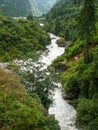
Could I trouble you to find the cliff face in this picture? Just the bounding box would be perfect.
[0,0,31,17]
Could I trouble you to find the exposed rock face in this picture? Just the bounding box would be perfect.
[0,0,31,16]
[64,92,78,100]
[54,61,67,73]
[57,41,67,47]
[57,38,69,47]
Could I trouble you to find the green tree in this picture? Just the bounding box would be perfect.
[17,60,58,110]
[76,98,98,129]
[55,18,61,35]
[79,0,96,64]
[27,15,33,20]
[0,68,60,130]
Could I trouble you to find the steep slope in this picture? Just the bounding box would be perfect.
[29,0,58,16]
[0,0,31,17]
[0,68,60,130]
[45,0,82,41]
[49,0,98,129]
[0,14,49,61]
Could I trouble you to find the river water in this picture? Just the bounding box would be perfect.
[14,33,78,130]
[40,33,78,130]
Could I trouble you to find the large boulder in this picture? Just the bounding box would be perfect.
[57,38,67,47]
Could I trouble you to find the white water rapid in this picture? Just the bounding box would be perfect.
[40,33,64,69]
[41,33,78,130]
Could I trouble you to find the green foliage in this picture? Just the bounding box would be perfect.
[45,0,83,41]
[57,38,65,43]
[52,39,84,71]
[76,98,98,129]
[47,0,98,129]
[87,117,98,130]
[61,46,98,97]
[64,40,84,59]
[78,0,96,64]
[78,0,96,41]
[0,15,49,62]
[59,46,98,129]
[0,69,60,130]
[16,61,58,110]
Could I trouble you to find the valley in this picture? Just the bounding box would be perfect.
[0,0,98,130]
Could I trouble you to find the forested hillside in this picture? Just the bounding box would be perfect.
[0,13,50,61]
[0,12,60,130]
[0,68,60,130]
[45,0,83,41]
[0,0,98,130]
[47,0,98,129]
[0,0,31,16]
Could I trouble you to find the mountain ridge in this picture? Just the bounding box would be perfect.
[0,0,59,17]
[29,0,58,16]
[0,0,31,17]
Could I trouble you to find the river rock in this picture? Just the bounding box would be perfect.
[57,41,67,47]
[54,61,67,73]
[64,91,78,100]
[57,38,67,47]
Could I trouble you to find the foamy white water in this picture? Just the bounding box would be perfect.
[49,83,78,130]
[40,33,64,69]
[39,33,78,130]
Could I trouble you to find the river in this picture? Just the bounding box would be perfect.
[14,33,78,130]
[40,33,78,130]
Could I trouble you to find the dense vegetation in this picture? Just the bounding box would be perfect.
[13,60,58,110]
[0,13,49,61]
[45,0,82,42]
[0,8,61,129]
[0,69,60,130]
[48,0,98,129]
[59,45,98,130]
[0,0,98,129]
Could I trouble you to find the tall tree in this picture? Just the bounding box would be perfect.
[79,0,96,63]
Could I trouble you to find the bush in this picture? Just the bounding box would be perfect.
[0,16,49,62]
[76,98,98,129]
[0,69,60,130]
